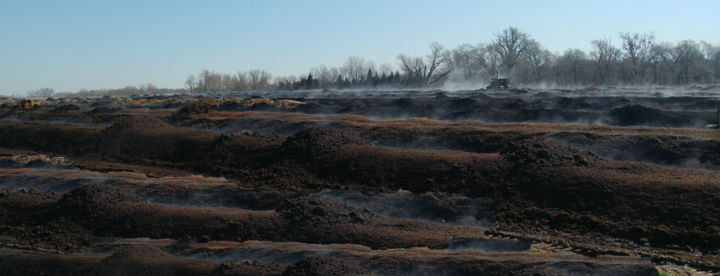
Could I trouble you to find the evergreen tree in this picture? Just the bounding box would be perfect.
[312,79,320,89]
[366,69,373,85]
[295,77,306,90]
[335,74,344,88]
[306,73,314,89]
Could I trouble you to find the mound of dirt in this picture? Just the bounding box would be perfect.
[608,104,702,127]
[684,100,719,110]
[101,246,174,264]
[0,153,75,170]
[292,102,325,114]
[277,196,374,226]
[610,105,663,126]
[282,255,372,276]
[56,183,143,206]
[320,190,495,227]
[447,237,533,252]
[0,186,29,198]
[212,258,287,276]
[533,91,558,98]
[470,92,492,100]
[84,107,123,115]
[52,104,81,112]
[435,92,450,100]
[248,101,275,111]
[17,99,40,109]
[509,88,528,94]
[162,98,189,109]
[54,183,144,221]
[388,98,414,108]
[216,129,285,144]
[501,99,531,110]
[555,97,592,110]
[274,126,369,162]
[0,186,93,249]
[448,98,478,109]
[501,139,598,168]
[172,101,220,120]
[102,116,175,135]
[703,84,720,91]
[274,99,306,109]
[96,246,216,276]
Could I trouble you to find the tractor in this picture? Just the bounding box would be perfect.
[487,78,512,90]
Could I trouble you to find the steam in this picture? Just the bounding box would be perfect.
[446,237,534,253]
[318,190,495,227]
[0,168,233,194]
[209,240,653,276]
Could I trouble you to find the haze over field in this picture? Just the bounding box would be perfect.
[1,0,719,96]
[4,2,720,274]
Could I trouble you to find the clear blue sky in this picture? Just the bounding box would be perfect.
[1,0,718,95]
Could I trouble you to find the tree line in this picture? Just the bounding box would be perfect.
[25,27,720,97]
[185,27,719,93]
[25,83,186,98]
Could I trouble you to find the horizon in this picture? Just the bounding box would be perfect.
[1,0,719,96]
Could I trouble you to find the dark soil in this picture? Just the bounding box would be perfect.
[281,255,372,276]
[172,101,221,120]
[0,89,718,273]
[52,104,81,112]
[609,104,704,127]
[84,107,123,115]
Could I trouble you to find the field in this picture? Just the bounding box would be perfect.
[1,86,719,275]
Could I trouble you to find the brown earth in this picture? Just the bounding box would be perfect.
[1,90,720,274]
[0,239,659,276]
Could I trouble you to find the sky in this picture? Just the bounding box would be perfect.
[0,0,718,96]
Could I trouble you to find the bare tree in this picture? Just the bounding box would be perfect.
[248,69,272,90]
[557,49,589,85]
[493,27,532,76]
[328,67,341,85]
[521,40,555,84]
[220,73,238,92]
[185,75,196,93]
[341,56,374,83]
[424,41,453,85]
[235,71,249,91]
[450,44,483,80]
[196,72,215,92]
[590,38,622,84]
[274,75,297,90]
[377,63,395,77]
[248,70,262,90]
[28,88,54,97]
[473,43,502,79]
[397,41,453,87]
[699,41,720,83]
[618,32,656,84]
[203,71,222,92]
[672,40,703,84]
[310,64,332,88]
[140,83,158,93]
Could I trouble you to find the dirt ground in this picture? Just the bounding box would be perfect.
[1,87,720,275]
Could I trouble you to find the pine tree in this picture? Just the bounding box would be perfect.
[306,73,314,89]
[312,79,320,89]
[335,74,344,88]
